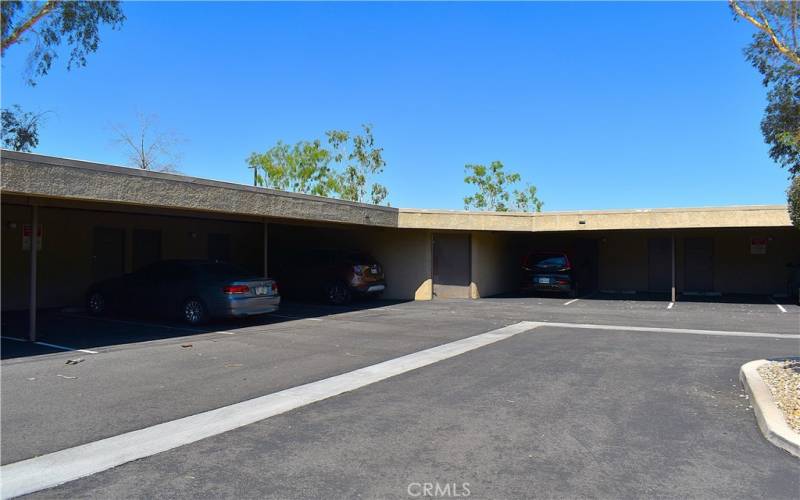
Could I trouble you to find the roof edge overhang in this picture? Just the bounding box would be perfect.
[1,150,792,232]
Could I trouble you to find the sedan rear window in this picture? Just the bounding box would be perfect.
[525,253,568,269]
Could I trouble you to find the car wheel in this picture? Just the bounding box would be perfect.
[182,298,208,325]
[86,291,106,315]
[326,282,352,305]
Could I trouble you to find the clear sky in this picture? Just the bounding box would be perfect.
[1,1,790,211]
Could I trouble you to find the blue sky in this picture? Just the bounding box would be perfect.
[1,1,789,210]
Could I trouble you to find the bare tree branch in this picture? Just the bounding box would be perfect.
[111,113,183,173]
[730,0,800,66]
[1,0,58,53]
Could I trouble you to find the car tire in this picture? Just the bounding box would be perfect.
[86,291,106,316]
[326,282,352,305]
[181,298,208,325]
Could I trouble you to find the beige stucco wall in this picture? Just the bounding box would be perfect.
[3,152,797,309]
[2,197,436,311]
[2,202,263,310]
[677,228,800,295]
[470,231,516,298]
[2,151,791,234]
[1,152,398,228]
[513,228,800,295]
[356,228,432,301]
[399,206,792,232]
[597,232,650,292]
[269,223,432,301]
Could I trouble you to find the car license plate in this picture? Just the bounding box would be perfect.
[254,286,268,295]
[371,265,378,274]
[537,277,550,284]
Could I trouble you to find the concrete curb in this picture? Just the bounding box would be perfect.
[739,359,800,458]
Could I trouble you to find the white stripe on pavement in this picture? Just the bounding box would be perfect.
[535,321,799,339]
[33,341,99,354]
[769,297,787,313]
[1,336,28,342]
[667,302,674,309]
[0,321,539,499]
[3,319,795,498]
[563,298,580,306]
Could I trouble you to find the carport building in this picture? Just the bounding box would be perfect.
[2,150,797,339]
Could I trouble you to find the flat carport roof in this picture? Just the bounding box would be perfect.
[1,150,792,232]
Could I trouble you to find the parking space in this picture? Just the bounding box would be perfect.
[9,317,800,499]
[3,293,797,362]
[2,294,798,496]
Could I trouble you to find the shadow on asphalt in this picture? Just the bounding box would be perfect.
[1,299,409,360]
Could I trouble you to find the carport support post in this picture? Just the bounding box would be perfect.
[29,204,39,342]
[670,235,676,303]
[263,220,269,277]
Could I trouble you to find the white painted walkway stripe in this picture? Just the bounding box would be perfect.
[33,341,99,355]
[535,321,800,339]
[563,298,580,306]
[667,302,674,310]
[769,297,787,313]
[0,336,27,342]
[0,321,538,499]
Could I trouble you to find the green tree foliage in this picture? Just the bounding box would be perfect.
[731,1,800,227]
[247,124,390,205]
[789,175,800,227]
[247,140,336,196]
[1,105,44,152]
[463,161,543,212]
[1,1,126,86]
[327,124,388,205]
[514,184,545,213]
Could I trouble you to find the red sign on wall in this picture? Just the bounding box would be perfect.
[750,237,767,255]
[22,224,43,251]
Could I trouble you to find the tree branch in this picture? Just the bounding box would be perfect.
[730,0,800,66]
[1,1,58,54]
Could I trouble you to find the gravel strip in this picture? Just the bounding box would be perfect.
[758,359,800,433]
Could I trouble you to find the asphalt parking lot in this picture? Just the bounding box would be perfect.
[2,295,799,498]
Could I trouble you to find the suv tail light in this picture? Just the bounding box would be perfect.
[271,281,279,293]
[223,285,250,295]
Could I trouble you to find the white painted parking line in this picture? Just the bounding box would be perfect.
[64,314,209,333]
[33,341,99,355]
[667,302,674,309]
[1,336,28,342]
[769,297,787,313]
[536,321,800,339]
[0,321,539,498]
[563,298,580,306]
[270,314,322,322]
